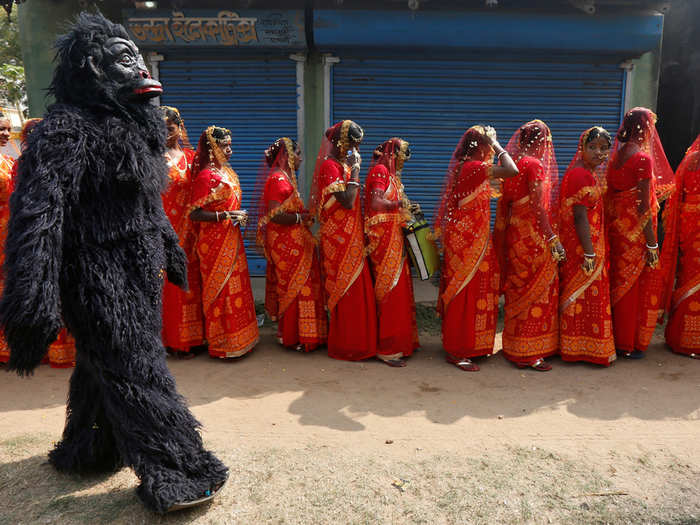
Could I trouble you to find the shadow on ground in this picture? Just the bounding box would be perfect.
[2,324,697,432]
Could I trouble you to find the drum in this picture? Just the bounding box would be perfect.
[403,215,439,280]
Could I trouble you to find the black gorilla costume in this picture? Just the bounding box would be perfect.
[0,13,228,513]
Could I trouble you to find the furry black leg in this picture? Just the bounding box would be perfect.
[48,359,122,474]
[92,333,228,514]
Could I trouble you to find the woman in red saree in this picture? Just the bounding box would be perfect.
[0,113,15,366]
[558,127,616,366]
[1,117,76,368]
[660,133,700,358]
[365,137,419,367]
[255,137,327,351]
[160,106,204,358]
[190,126,259,359]
[434,126,518,371]
[495,120,564,371]
[310,120,377,361]
[606,107,674,359]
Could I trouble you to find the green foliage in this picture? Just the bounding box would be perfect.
[0,10,22,67]
[0,9,25,105]
[0,62,25,104]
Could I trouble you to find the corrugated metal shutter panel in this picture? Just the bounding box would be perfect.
[159,56,299,274]
[332,58,624,227]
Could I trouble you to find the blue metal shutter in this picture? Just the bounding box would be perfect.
[332,58,625,227]
[159,55,299,275]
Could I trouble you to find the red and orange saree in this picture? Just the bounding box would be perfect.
[365,140,418,360]
[317,157,377,361]
[559,158,615,365]
[662,136,700,356]
[162,148,205,353]
[496,120,560,367]
[437,160,499,359]
[606,108,675,354]
[0,153,14,363]
[191,165,259,358]
[257,139,327,351]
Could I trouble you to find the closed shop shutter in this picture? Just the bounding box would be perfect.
[160,55,299,274]
[331,58,624,226]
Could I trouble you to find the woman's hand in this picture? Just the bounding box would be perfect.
[225,209,248,226]
[581,254,596,275]
[484,126,498,145]
[646,245,659,268]
[550,236,566,262]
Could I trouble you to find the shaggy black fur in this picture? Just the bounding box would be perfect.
[0,12,227,513]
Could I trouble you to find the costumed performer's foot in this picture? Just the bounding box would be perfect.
[166,472,229,513]
[446,354,479,372]
[138,458,229,514]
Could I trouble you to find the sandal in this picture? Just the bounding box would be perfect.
[446,354,479,372]
[381,358,407,368]
[166,474,229,513]
[516,358,551,371]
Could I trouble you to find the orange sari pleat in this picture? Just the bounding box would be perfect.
[194,169,259,358]
[162,150,205,352]
[501,197,559,364]
[439,180,499,358]
[319,169,377,361]
[559,184,615,365]
[263,192,328,351]
[665,194,700,354]
[366,178,418,358]
[608,188,662,352]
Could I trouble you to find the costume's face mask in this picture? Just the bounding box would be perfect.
[102,37,162,102]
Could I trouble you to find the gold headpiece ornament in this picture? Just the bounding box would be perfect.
[337,120,352,158]
[396,139,410,174]
[279,137,299,190]
[161,105,181,120]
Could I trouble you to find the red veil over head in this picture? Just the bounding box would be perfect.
[364,137,410,205]
[659,133,700,317]
[161,105,192,151]
[505,119,560,226]
[309,119,364,218]
[563,126,612,184]
[433,125,494,240]
[608,107,674,200]
[249,137,301,250]
[191,125,231,176]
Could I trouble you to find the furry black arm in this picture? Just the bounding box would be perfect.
[0,119,76,375]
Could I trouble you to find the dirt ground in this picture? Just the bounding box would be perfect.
[1,325,699,524]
